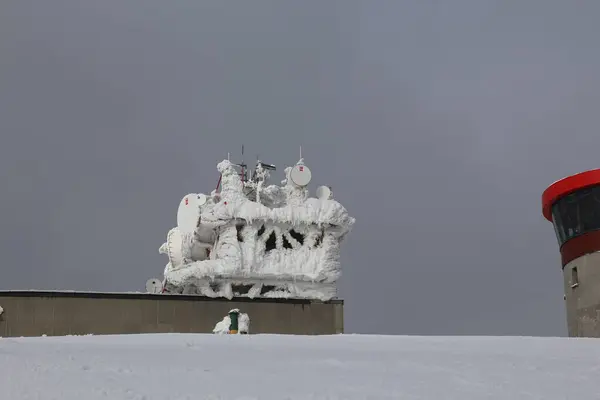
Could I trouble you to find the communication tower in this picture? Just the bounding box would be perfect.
[542,169,600,337]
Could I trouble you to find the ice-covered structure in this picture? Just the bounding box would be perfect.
[156,156,355,301]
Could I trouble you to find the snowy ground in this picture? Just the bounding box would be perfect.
[1,334,599,399]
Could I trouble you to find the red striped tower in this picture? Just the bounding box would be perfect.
[543,169,600,337]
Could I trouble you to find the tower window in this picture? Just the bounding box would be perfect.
[571,266,579,288]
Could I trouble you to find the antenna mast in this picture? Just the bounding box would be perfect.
[240,144,247,182]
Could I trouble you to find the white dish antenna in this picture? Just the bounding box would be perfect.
[177,193,204,234]
[290,164,312,187]
[316,185,332,200]
[166,227,184,268]
[145,278,163,294]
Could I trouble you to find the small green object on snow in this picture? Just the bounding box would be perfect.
[228,309,239,334]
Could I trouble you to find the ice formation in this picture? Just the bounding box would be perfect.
[157,156,355,300]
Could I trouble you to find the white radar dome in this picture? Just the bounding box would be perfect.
[316,185,332,200]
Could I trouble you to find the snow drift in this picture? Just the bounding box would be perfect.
[1,334,599,399]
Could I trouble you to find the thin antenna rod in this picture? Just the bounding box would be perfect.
[299,145,302,160]
[227,152,230,161]
[241,144,245,182]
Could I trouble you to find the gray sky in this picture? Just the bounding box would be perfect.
[2,0,599,336]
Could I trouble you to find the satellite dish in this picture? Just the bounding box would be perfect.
[290,164,312,187]
[197,193,208,206]
[145,278,163,294]
[316,185,332,200]
[166,227,184,268]
[177,193,202,234]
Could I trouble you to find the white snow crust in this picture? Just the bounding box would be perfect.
[212,316,230,334]
[160,158,355,300]
[2,334,600,399]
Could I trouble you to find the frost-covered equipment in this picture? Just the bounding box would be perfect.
[145,278,164,294]
[213,309,250,334]
[157,155,355,301]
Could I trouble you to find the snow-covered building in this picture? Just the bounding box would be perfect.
[155,156,355,301]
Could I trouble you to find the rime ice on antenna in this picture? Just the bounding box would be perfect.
[289,163,312,187]
[155,148,355,301]
[176,193,206,234]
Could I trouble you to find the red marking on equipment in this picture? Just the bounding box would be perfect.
[224,201,228,205]
[299,166,304,171]
[185,198,189,205]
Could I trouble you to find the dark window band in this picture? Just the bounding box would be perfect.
[551,184,600,246]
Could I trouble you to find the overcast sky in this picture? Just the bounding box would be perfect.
[2,0,600,336]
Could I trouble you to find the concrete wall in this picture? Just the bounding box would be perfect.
[0,291,343,337]
[563,252,600,337]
